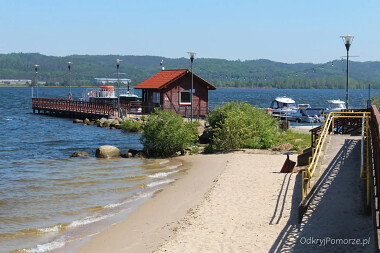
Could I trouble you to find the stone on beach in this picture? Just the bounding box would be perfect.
[70,151,90,158]
[96,145,121,158]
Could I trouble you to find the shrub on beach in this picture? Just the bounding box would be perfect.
[207,101,279,150]
[140,109,198,157]
[120,119,142,132]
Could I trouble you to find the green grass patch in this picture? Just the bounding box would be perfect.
[277,130,311,153]
[120,120,142,132]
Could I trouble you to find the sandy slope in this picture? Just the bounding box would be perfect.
[155,152,300,253]
[79,146,374,253]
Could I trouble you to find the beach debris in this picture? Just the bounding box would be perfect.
[70,151,90,158]
[270,143,294,152]
[95,145,121,158]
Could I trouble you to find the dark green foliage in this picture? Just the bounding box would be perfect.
[0,53,380,89]
[203,144,216,154]
[120,120,142,132]
[140,109,198,157]
[371,94,380,108]
[209,102,279,150]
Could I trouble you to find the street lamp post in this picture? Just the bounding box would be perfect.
[34,65,40,98]
[116,59,122,117]
[187,51,196,121]
[340,34,354,110]
[67,62,72,100]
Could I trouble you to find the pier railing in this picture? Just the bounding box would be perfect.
[369,105,380,251]
[33,98,209,118]
[32,98,143,118]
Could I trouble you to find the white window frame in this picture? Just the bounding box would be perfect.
[153,92,160,104]
[179,91,191,105]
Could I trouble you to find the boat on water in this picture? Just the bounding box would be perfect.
[84,86,141,103]
[83,85,142,114]
[287,108,325,123]
[326,99,346,113]
[266,97,326,123]
[266,97,298,116]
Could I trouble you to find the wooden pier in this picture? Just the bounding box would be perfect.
[32,98,142,118]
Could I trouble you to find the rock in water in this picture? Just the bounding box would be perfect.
[70,151,90,158]
[73,119,83,123]
[96,145,121,158]
[84,118,91,125]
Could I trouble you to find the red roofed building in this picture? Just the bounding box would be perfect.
[134,69,216,117]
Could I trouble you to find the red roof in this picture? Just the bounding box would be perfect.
[134,69,216,90]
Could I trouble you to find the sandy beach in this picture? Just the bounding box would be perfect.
[78,147,373,253]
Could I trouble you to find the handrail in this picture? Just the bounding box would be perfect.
[301,111,371,203]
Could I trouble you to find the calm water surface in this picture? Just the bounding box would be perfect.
[0,87,379,252]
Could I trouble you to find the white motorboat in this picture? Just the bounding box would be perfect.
[326,99,346,113]
[288,108,325,123]
[266,97,297,116]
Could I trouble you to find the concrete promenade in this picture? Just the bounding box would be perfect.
[273,135,375,252]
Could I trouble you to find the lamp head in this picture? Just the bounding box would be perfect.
[116,59,122,69]
[34,64,40,72]
[187,51,196,62]
[67,61,72,70]
[340,34,354,51]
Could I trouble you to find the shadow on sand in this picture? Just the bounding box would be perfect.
[269,139,374,252]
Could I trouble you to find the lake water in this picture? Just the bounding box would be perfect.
[0,87,379,252]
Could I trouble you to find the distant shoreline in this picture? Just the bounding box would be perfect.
[1,85,379,90]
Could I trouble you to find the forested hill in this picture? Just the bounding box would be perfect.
[1,53,380,89]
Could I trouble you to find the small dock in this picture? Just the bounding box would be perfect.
[32,98,142,118]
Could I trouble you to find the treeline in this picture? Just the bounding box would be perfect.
[0,53,379,89]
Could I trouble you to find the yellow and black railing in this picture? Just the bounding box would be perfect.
[299,111,371,223]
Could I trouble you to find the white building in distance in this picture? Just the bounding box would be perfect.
[0,79,32,85]
[91,78,131,85]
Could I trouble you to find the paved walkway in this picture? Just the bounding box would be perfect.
[271,135,375,252]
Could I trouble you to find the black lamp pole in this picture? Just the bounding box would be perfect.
[187,51,196,121]
[67,62,72,99]
[341,35,354,110]
[116,59,121,117]
[34,65,39,98]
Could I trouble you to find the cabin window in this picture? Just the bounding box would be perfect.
[179,91,191,104]
[153,92,160,104]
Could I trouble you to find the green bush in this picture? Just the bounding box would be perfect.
[140,109,198,157]
[209,101,279,150]
[203,144,216,154]
[120,119,142,132]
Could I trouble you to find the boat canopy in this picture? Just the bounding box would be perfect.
[328,100,346,110]
[328,99,345,104]
[275,97,295,104]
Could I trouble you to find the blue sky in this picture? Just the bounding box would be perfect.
[0,0,379,63]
